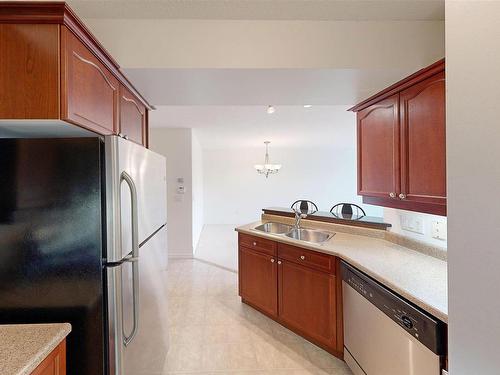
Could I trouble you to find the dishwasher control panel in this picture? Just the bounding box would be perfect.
[341,261,447,355]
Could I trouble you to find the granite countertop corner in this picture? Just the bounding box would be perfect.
[0,323,72,375]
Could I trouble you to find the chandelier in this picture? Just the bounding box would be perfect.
[254,141,282,178]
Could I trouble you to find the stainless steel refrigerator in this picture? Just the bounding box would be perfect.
[0,136,169,375]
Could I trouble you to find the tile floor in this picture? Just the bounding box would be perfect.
[166,259,353,375]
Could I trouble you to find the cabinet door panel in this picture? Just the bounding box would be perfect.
[400,72,446,206]
[239,246,278,317]
[278,260,336,349]
[61,27,118,134]
[119,85,147,145]
[357,94,400,199]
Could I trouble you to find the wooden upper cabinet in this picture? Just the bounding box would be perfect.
[238,246,278,317]
[400,71,446,207]
[61,27,118,134]
[0,2,153,144]
[119,85,147,145]
[278,259,337,350]
[350,59,446,216]
[357,94,400,200]
[0,24,60,119]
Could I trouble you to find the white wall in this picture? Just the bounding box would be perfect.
[150,128,194,258]
[203,145,381,225]
[85,19,443,70]
[447,1,500,373]
[197,145,377,270]
[192,130,204,250]
[384,208,447,248]
[194,115,384,270]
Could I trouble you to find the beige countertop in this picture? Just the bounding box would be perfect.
[236,221,448,323]
[0,323,71,375]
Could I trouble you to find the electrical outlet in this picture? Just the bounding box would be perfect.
[431,220,447,240]
[400,214,425,234]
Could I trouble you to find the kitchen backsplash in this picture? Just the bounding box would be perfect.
[384,207,447,249]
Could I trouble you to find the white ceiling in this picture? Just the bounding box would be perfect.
[150,105,355,149]
[124,68,413,105]
[69,0,444,20]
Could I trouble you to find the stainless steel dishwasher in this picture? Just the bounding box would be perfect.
[341,261,447,375]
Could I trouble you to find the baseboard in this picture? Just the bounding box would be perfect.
[168,253,194,259]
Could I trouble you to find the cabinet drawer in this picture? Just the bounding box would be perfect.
[239,233,277,256]
[278,243,334,274]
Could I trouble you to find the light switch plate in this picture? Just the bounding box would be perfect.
[432,220,447,240]
[400,214,425,234]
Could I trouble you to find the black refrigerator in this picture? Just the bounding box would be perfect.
[0,137,169,375]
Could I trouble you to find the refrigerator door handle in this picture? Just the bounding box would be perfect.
[120,171,140,346]
[105,251,139,268]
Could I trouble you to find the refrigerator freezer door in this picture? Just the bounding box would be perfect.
[105,136,167,262]
[108,226,169,375]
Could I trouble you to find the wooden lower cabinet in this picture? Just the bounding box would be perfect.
[31,340,66,375]
[239,246,278,317]
[278,259,337,351]
[238,234,343,358]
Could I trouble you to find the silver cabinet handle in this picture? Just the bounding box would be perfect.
[120,171,140,347]
[277,260,282,265]
[389,192,396,198]
[399,193,407,199]
[253,241,257,246]
[270,258,275,263]
[300,255,305,260]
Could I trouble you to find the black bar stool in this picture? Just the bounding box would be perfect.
[291,200,318,214]
[330,203,366,219]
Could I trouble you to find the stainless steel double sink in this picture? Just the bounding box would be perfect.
[253,222,335,244]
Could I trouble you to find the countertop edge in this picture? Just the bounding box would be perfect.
[236,224,448,323]
[2,323,72,375]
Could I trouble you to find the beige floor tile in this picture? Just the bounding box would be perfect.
[304,343,348,370]
[165,259,352,375]
[165,342,204,372]
[169,324,204,345]
[201,343,232,371]
[203,324,228,343]
[227,341,260,370]
[268,320,307,345]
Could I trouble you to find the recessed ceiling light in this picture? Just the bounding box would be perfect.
[267,105,276,114]
[303,105,313,108]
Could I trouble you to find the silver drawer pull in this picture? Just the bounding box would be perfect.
[270,258,275,263]
[300,255,305,260]
[253,241,257,246]
[277,260,282,265]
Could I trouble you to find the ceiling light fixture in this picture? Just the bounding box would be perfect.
[254,141,281,178]
[266,105,276,114]
[303,104,313,108]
